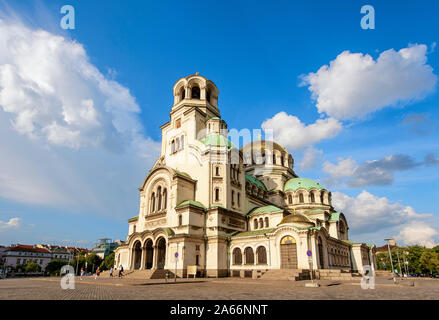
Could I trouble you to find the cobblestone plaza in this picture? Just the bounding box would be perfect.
[1,277,438,300]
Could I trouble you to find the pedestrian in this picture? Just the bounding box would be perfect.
[110,267,113,277]
[95,267,101,280]
[119,264,124,278]
[80,267,84,280]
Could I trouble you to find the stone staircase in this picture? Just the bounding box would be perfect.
[258,269,311,281]
[315,269,359,281]
[375,270,394,278]
[100,269,168,279]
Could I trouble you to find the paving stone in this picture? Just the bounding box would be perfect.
[0,277,438,300]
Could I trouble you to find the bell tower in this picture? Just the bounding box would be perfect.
[161,74,221,159]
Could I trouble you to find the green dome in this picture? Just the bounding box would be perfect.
[200,134,236,150]
[284,178,326,192]
[245,173,267,191]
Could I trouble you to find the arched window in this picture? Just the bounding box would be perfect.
[320,193,324,204]
[215,188,220,201]
[171,140,175,153]
[254,219,258,230]
[178,214,182,226]
[272,154,276,165]
[216,167,220,176]
[150,193,156,213]
[310,192,315,203]
[259,218,263,229]
[244,247,254,265]
[157,186,162,211]
[180,135,184,150]
[256,246,267,264]
[281,156,284,166]
[299,193,304,203]
[288,195,292,204]
[163,188,167,209]
[231,190,235,206]
[191,86,200,99]
[232,248,242,265]
[180,87,185,100]
[328,192,332,204]
[265,217,269,228]
[206,89,211,102]
[237,193,240,207]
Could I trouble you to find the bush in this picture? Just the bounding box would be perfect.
[24,261,41,273]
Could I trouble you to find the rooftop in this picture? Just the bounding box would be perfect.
[284,177,326,192]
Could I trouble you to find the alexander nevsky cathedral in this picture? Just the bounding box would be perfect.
[114,74,377,279]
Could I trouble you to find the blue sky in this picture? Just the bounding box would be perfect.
[0,0,438,248]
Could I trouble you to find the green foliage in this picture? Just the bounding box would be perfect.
[24,261,41,273]
[86,253,103,270]
[376,245,439,275]
[420,250,439,274]
[69,253,103,274]
[46,259,66,276]
[100,252,115,271]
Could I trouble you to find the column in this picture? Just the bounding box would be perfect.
[140,247,146,270]
[152,245,158,269]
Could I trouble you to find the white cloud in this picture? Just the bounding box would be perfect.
[332,190,430,234]
[297,147,323,172]
[0,18,160,213]
[323,154,424,187]
[0,18,145,150]
[396,222,438,248]
[322,157,357,182]
[0,217,20,229]
[301,44,437,119]
[261,111,342,150]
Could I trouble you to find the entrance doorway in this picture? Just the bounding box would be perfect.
[133,241,142,270]
[157,237,166,269]
[280,236,297,269]
[317,236,324,269]
[145,239,153,269]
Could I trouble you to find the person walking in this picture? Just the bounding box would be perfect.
[110,267,113,277]
[119,265,124,278]
[80,267,84,280]
[95,267,101,280]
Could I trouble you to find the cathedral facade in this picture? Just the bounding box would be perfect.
[114,74,377,278]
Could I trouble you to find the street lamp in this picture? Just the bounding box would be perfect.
[384,238,396,282]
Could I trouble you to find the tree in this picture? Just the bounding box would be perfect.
[100,252,115,271]
[46,259,67,276]
[24,261,41,273]
[419,250,439,275]
[86,253,103,272]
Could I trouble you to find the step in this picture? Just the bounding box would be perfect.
[259,269,311,281]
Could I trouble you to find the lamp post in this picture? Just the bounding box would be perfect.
[403,251,409,277]
[384,238,395,282]
[396,248,403,279]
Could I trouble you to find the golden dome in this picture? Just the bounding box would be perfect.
[279,212,314,225]
[240,140,287,154]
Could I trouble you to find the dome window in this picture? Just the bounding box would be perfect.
[180,87,185,100]
[191,85,200,99]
